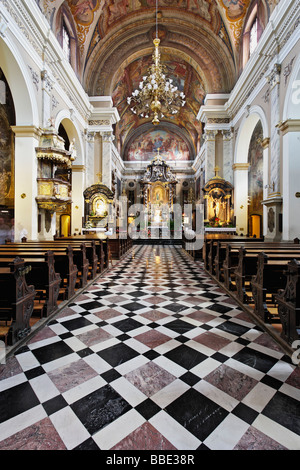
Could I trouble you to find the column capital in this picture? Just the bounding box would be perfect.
[261,137,270,149]
[11,126,42,139]
[232,163,250,171]
[222,130,233,140]
[72,165,86,173]
[204,129,218,141]
[100,131,114,143]
[277,119,300,135]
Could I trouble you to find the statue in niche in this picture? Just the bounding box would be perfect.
[69,138,77,162]
[209,190,226,221]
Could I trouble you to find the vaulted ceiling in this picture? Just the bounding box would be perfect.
[37,0,271,159]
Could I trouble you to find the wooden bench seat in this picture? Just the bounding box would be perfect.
[275,259,300,346]
[0,247,78,300]
[221,243,300,290]
[214,240,298,281]
[234,247,300,304]
[0,251,62,317]
[0,258,36,345]
[250,252,298,323]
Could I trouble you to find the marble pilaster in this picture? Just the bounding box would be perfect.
[222,130,234,185]
[260,65,282,241]
[100,131,114,190]
[204,130,218,183]
[41,70,53,128]
[267,64,281,196]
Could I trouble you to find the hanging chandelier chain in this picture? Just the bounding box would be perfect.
[156,0,158,40]
[127,0,186,126]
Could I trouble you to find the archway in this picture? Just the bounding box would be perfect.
[55,113,85,236]
[0,69,15,242]
[282,55,300,240]
[234,107,269,235]
[0,36,39,241]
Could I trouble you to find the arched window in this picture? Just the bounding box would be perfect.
[249,16,258,56]
[62,23,71,63]
[241,1,268,69]
[55,6,79,74]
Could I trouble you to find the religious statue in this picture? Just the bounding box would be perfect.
[69,138,77,162]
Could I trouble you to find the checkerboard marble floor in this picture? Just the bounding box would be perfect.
[0,245,299,450]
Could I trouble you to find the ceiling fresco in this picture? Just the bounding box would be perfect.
[111,50,205,157]
[36,0,272,160]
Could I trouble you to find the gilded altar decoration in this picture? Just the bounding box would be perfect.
[140,149,178,226]
[35,125,73,213]
[83,179,114,228]
[203,167,233,227]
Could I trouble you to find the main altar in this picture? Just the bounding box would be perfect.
[140,150,178,228]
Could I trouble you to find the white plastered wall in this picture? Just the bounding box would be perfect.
[282,54,300,241]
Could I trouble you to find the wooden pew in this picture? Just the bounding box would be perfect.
[213,239,267,280]
[275,259,300,346]
[0,258,36,345]
[250,252,292,322]
[5,242,92,286]
[53,238,103,274]
[234,248,300,304]
[0,252,61,318]
[205,236,263,273]
[221,242,300,290]
[54,236,110,272]
[0,246,78,300]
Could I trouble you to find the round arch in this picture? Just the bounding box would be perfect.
[234,105,269,164]
[0,35,40,241]
[54,111,85,165]
[0,36,38,126]
[234,105,269,235]
[54,111,85,236]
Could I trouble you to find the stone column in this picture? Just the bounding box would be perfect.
[233,163,249,235]
[11,126,41,241]
[100,131,114,190]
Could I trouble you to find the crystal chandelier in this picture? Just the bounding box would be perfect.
[127,1,186,126]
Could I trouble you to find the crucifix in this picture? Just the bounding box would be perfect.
[214,166,220,178]
[96,172,102,184]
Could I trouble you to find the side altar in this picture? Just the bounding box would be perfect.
[203,167,234,230]
[83,173,114,233]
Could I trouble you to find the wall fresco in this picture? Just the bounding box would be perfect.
[248,120,263,217]
[126,129,191,161]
